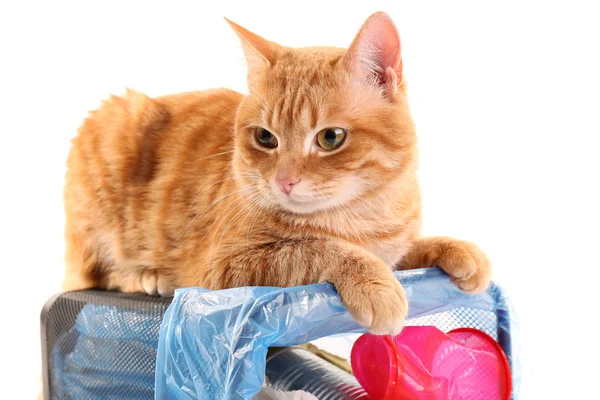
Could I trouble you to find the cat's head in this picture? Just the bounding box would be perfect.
[230,12,416,215]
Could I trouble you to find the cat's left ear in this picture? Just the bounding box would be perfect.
[225,18,280,79]
[342,12,403,99]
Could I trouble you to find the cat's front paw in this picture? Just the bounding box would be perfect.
[140,269,175,297]
[339,271,408,335]
[435,239,492,294]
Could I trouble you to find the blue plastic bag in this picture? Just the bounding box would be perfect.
[155,268,519,399]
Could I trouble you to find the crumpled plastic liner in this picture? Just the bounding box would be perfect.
[155,268,519,399]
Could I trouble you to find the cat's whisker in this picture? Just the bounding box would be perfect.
[340,204,368,248]
[220,102,271,125]
[320,102,339,112]
[187,172,260,216]
[309,183,336,191]
[194,149,235,163]
[276,75,315,91]
[246,198,268,252]
[331,206,349,236]
[210,192,263,269]
[228,195,265,265]
[334,204,366,251]
[177,186,258,242]
[361,180,396,217]
[188,171,233,202]
[208,192,263,257]
[247,92,274,113]
[350,197,397,260]
[341,199,388,255]
[229,199,259,253]
[317,88,333,111]
[354,194,378,213]
[188,174,238,213]
[285,88,310,98]
[188,170,244,192]
[219,102,264,120]
[248,89,270,105]
[195,187,261,247]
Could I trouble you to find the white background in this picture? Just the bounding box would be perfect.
[1,0,598,398]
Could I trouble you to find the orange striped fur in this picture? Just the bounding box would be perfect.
[63,12,491,334]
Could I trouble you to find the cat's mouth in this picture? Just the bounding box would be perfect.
[278,197,328,214]
[271,191,339,215]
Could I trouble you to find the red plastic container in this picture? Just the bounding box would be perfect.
[351,326,512,400]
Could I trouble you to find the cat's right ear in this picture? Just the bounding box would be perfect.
[225,18,280,78]
[342,12,403,100]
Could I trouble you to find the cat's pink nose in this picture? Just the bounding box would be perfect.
[276,178,300,195]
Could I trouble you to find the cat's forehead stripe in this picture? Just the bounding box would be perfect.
[266,89,317,132]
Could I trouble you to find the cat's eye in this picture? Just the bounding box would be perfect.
[255,127,278,149]
[316,128,346,150]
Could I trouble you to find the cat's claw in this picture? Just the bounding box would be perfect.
[140,270,175,297]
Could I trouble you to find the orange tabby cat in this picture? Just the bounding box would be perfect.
[63,12,491,335]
